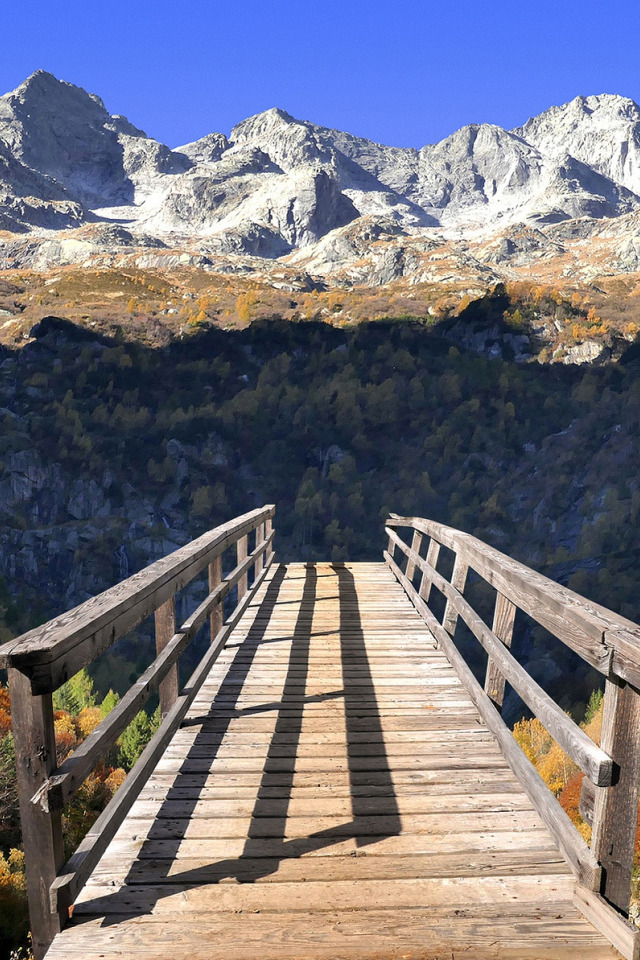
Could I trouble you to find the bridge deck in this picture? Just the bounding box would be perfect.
[47,562,620,959]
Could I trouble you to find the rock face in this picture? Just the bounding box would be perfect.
[1,73,640,271]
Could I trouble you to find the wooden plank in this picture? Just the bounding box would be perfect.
[102,829,582,863]
[71,873,578,916]
[485,591,516,709]
[8,668,65,960]
[574,887,640,960]
[102,809,547,842]
[126,791,533,820]
[385,551,602,891]
[46,903,622,960]
[88,849,567,885]
[591,677,640,913]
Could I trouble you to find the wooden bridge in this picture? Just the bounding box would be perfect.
[3,506,640,959]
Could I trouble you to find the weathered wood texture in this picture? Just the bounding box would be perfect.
[0,505,275,693]
[591,678,640,913]
[46,563,622,960]
[387,514,640,685]
[385,528,613,787]
[32,530,275,819]
[7,669,65,960]
[384,550,602,891]
[155,597,179,718]
[50,553,276,920]
[485,592,517,709]
[208,555,223,644]
[386,514,640,957]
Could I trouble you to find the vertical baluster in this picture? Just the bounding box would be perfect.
[266,515,274,558]
[208,553,223,642]
[154,596,179,717]
[442,553,468,637]
[591,676,640,914]
[237,534,248,601]
[405,530,423,583]
[254,522,265,577]
[484,591,517,710]
[419,538,441,603]
[386,527,395,562]
[8,668,65,960]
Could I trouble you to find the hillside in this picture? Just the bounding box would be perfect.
[2,311,640,724]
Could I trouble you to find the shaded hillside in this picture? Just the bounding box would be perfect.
[1,315,640,717]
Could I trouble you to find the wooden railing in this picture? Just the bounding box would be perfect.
[385,515,640,960]
[0,505,275,960]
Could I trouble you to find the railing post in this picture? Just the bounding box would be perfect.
[154,597,179,717]
[208,554,223,642]
[590,676,640,914]
[442,553,468,637]
[419,538,441,603]
[237,534,248,600]
[254,522,265,577]
[266,515,274,555]
[8,668,65,960]
[484,592,517,710]
[405,530,422,583]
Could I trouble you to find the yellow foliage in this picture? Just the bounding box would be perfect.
[512,716,552,764]
[514,697,604,800]
[54,711,76,739]
[75,706,102,739]
[536,741,577,795]
[105,767,127,793]
[235,289,259,324]
[0,848,26,895]
[583,699,603,746]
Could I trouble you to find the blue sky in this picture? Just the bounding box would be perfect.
[6,0,640,148]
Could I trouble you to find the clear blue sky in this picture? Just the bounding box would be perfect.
[6,0,640,148]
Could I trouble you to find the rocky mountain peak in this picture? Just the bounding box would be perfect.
[2,73,640,275]
[231,107,297,142]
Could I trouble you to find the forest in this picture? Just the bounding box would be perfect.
[1,305,640,953]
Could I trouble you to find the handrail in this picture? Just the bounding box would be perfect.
[385,527,613,786]
[0,505,275,694]
[385,515,640,960]
[3,506,275,960]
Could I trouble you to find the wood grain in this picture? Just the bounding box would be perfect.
[45,560,620,960]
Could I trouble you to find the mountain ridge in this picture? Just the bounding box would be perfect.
[3,72,640,285]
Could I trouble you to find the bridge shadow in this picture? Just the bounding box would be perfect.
[76,562,401,921]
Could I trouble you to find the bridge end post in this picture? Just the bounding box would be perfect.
[591,676,640,915]
[8,667,66,960]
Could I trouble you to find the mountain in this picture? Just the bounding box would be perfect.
[1,72,640,281]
